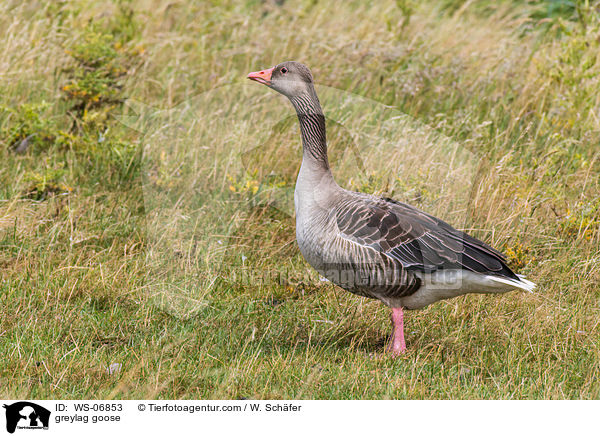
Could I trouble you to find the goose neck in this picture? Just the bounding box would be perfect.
[289,87,330,172]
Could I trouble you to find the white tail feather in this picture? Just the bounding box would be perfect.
[487,275,536,293]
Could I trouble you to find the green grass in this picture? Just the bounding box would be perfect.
[0,0,599,399]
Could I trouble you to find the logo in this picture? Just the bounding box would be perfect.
[3,402,50,433]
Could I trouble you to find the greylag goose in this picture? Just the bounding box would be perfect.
[247,61,535,355]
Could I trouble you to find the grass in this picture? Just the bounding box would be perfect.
[0,0,598,399]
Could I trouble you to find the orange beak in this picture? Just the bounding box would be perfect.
[247,67,274,86]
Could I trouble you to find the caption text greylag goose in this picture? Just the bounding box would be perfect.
[247,61,535,355]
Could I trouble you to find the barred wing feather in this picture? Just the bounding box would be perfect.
[335,194,518,280]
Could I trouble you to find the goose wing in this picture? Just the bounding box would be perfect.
[334,193,518,279]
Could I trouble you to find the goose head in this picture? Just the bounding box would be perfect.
[247,61,314,98]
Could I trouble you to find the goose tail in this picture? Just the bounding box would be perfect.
[487,274,536,293]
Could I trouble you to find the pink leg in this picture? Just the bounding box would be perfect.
[387,307,407,355]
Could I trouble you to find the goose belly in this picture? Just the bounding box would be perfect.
[297,239,380,299]
[296,221,415,300]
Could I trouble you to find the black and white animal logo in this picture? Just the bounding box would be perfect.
[3,402,50,433]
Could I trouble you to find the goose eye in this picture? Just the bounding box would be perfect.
[281,67,288,74]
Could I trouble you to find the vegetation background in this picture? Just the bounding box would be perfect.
[0,0,598,399]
